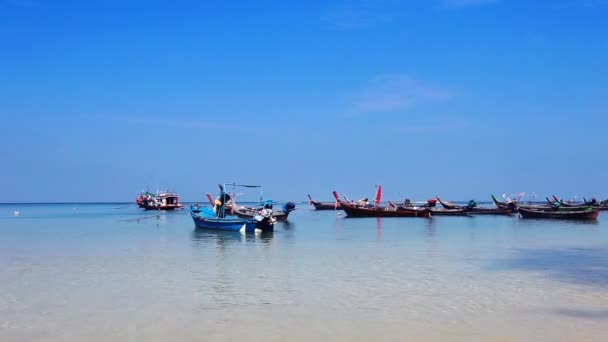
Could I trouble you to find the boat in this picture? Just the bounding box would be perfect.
[398,199,469,216]
[190,205,273,232]
[518,206,600,220]
[307,194,341,210]
[228,201,296,221]
[333,191,431,218]
[436,196,512,215]
[207,184,295,221]
[491,194,518,212]
[191,184,275,232]
[518,202,594,212]
[139,191,182,210]
[135,191,155,208]
[583,197,608,210]
[552,195,583,208]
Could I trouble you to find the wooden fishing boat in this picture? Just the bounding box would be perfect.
[518,207,600,220]
[333,191,431,217]
[436,196,512,215]
[583,197,608,211]
[307,194,340,210]
[491,194,518,212]
[140,191,182,210]
[190,205,273,232]
[552,195,583,208]
[228,201,296,222]
[518,203,593,212]
[436,196,460,210]
[392,201,469,216]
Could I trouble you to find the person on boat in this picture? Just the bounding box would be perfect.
[356,197,369,207]
[467,200,477,209]
[214,192,232,218]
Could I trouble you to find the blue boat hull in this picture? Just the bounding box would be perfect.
[190,207,267,232]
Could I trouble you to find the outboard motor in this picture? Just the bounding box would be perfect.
[283,201,296,212]
[467,200,477,209]
[254,208,276,231]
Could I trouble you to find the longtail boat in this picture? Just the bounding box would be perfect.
[552,195,583,208]
[518,207,600,220]
[583,197,608,211]
[491,194,518,212]
[228,201,296,221]
[436,196,512,215]
[307,194,341,210]
[333,191,431,218]
[519,202,594,212]
[395,200,469,216]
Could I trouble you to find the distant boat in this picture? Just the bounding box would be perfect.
[582,197,608,211]
[307,194,341,210]
[518,206,599,220]
[138,191,182,211]
[398,198,470,216]
[333,191,431,218]
[436,196,512,215]
[228,201,296,221]
[491,194,518,212]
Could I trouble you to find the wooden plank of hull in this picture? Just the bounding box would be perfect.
[518,207,599,220]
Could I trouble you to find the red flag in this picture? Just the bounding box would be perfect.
[374,185,382,206]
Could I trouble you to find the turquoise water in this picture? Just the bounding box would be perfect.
[1,203,607,341]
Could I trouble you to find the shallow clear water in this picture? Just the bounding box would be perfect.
[1,204,607,341]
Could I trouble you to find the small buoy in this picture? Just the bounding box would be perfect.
[13,211,20,216]
[337,212,342,216]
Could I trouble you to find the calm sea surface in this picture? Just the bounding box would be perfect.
[1,203,607,341]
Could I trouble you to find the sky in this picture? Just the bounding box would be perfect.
[1,0,607,203]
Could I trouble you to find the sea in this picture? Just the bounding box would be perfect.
[1,203,607,341]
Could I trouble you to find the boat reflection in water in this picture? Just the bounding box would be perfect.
[191,228,274,250]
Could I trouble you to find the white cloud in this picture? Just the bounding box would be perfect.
[352,75,454,114]
[322,2,400,30]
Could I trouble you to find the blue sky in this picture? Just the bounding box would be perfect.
[1,0,607,203]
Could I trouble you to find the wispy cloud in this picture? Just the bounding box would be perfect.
[322,2,400,30]
[351,75,454,114]
[395,121,471,133]
[441,0,499,9]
